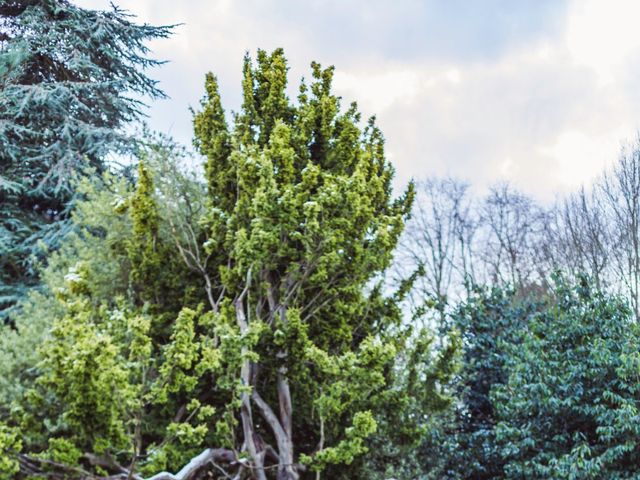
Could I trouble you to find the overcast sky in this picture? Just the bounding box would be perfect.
[78,0,640,201]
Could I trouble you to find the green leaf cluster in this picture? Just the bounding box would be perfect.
[494,277,640,479]
[420,277,640,480]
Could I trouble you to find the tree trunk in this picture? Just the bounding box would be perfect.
[235,297,267,480]
[276,376,297,479]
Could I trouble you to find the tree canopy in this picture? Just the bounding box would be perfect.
[0,49,459,480]
[0,0,172,320]
[494,277,640,479]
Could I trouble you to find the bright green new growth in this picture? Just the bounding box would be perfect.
[128,160,162,303]
[2,51,458,479]
[0,423,21,478]
[184,48,431,478]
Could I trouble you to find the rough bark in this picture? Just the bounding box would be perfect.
[252,389,298,480]
[235,296,268,480]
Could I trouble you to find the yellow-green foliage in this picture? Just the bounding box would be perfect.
[0,423,21,479]
[301,411,377,471]
[1,51,458,479]
[128,160,163,304]
[37,298,134,454]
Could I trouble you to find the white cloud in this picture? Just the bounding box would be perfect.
[75,0,640,201]
[540,129,626,188]
[566,0,640,85]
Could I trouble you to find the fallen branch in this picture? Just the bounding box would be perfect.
[144,448,236,480]
[18,448,236,480]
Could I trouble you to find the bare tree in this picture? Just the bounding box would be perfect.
[599,139,640,319]
[400,137,640,322]
[540,187,611,289]
[399,178,476,328]
[476,183,546,287]
[402,180,556,316]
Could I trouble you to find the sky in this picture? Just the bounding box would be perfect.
[78,0,640,202]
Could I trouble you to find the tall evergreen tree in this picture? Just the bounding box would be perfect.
[191,52,419,478]
[3,50,458,480]
[0,0,172,320]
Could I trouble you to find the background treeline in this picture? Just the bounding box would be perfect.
[402,143,640,322]
[3,1,640,480]
[394,140,640,479]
